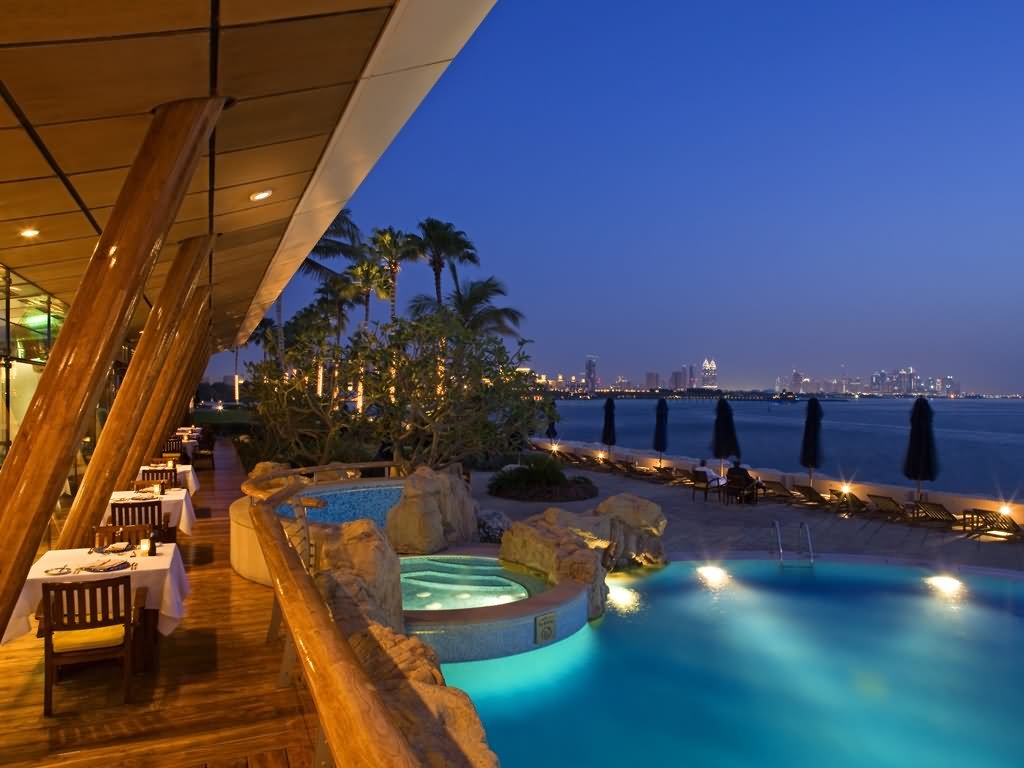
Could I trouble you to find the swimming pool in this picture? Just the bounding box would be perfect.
[400,555,549,610]
[444,560,1024,767]
[277,483,403,528]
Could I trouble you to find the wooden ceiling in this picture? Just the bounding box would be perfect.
[0,1,395,346]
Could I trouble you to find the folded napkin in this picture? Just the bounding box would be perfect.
[130,493,158,501]
[98,541,133,553]
[83,559,131,573]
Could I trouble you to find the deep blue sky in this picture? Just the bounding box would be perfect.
[208,0,1024,392]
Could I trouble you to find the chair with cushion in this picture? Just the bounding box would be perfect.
[161,437,183,460]
[41,576,146,715]
[141,467,178,488]
[194,430,216,470]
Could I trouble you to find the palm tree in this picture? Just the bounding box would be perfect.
[299,207,362,283]
[413,218,478,305]
[371,227,419,321]
[246,317,276,361]
[409,273,524,338]
[346,258,390,329]
[314,273,357,349]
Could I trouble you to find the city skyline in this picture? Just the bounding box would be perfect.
[207,0,1024,393]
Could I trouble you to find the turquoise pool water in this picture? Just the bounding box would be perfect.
[444,561,1024,767]
[401,555,549,610]
[278,483,402,527]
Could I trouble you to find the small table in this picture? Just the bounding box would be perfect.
[3,544,190,644]
[137,464,199,495]
[106,488,196,535]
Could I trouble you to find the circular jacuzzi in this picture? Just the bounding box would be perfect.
[401,548,588,663]
[401,555,549,610]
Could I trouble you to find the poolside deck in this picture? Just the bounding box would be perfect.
[473,468,1024,572]
[0,442,317,768]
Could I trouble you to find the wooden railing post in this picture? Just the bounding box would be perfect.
[0,98,223,634]
[115,288,210,490]
[58,236,214,548]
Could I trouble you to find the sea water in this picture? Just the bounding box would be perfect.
[552,398,1024,497]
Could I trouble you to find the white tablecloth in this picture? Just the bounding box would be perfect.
[137,464,199,495]
[3,544,190,644]
[176,427,201,437]
[181,440,197,460]
[105,489,195,535]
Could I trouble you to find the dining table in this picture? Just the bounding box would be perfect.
[137,463,200,495]
[105,488,196,535]
[2,543,190,644]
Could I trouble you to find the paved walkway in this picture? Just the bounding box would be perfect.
[471,469,1024,572]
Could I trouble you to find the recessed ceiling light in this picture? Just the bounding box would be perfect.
[19,227,40,238]
[249,189,273,202]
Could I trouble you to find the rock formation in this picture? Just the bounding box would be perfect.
[543,494,668,569]
[313,519,498,767]
[386,466,479,554]
[499,516,608,619]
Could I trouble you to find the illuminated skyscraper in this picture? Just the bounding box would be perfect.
[644,372,660,389]
[702,358,717,388]
[584,355,598,393]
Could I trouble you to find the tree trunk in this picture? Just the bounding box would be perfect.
[274,297,286,372]
[389,267,398,321]
[433,262,443,305]
[363,292,371,328]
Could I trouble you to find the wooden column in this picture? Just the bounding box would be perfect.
[58,236,214,548]
[115,288,210,491]
[0,98,223,634]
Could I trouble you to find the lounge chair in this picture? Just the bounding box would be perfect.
[725,475,759,505]
[914,501,961,530]
[762,480,798,504]
[964,508,1022,541]
[829,489,872,517]
[867,494,915,523]
[655,466,692,486]
[791,484,832,510]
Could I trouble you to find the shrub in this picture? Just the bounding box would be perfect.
[487,454,598,502]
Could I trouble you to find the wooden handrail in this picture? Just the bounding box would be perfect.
[249,483,420,767]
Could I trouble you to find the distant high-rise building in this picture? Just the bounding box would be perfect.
[644,371,660,389]
[688,364,698,389]
[584,355,598,394]
[670,370,686,390]
[702,358,718,388]
[774,376,784,394]
[943,375,960,396]
[612,375,631,391]
[791,369,803,393]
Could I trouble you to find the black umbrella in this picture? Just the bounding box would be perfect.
[711,397,741,474]
[601,397,616,459]
[653,398,669,465]
[904,397,938,499]
[545,420,558,441]
[799,397,823,487]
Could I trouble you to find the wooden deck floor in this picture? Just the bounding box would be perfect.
[0,441,318,768]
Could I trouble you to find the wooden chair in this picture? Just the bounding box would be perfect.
[149,457,176,469]
[691,469,720,502]
[110,499,166,529]
[132,479,166,494]
[93,524,153,548]
[41,576,146,715]
[141,468,178,488]
[161,437,183,459]
[194,430,216,470]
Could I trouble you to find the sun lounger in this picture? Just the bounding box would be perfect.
[829,489,871,517]
[867,494,915,523]
[761,480,797,503]
[963,508,1022,540]
[914,501,961,529]
[656,466,693,486]
[791,484,832,509]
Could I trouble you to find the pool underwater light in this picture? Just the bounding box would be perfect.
[696,565,730,590]
[925,575,963,597]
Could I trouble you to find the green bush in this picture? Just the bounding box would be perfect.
[487,454,598,502]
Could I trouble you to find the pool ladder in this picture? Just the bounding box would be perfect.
[772,520,815,567]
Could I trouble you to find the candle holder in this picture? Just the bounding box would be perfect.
[140,538,151,555]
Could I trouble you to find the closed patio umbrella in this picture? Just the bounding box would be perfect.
[653,398,669,466]
[799,397,823,487]
[601,397,616,459]
[712,397,740,475]
[904,397,938,500]
[545,420,558,441]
